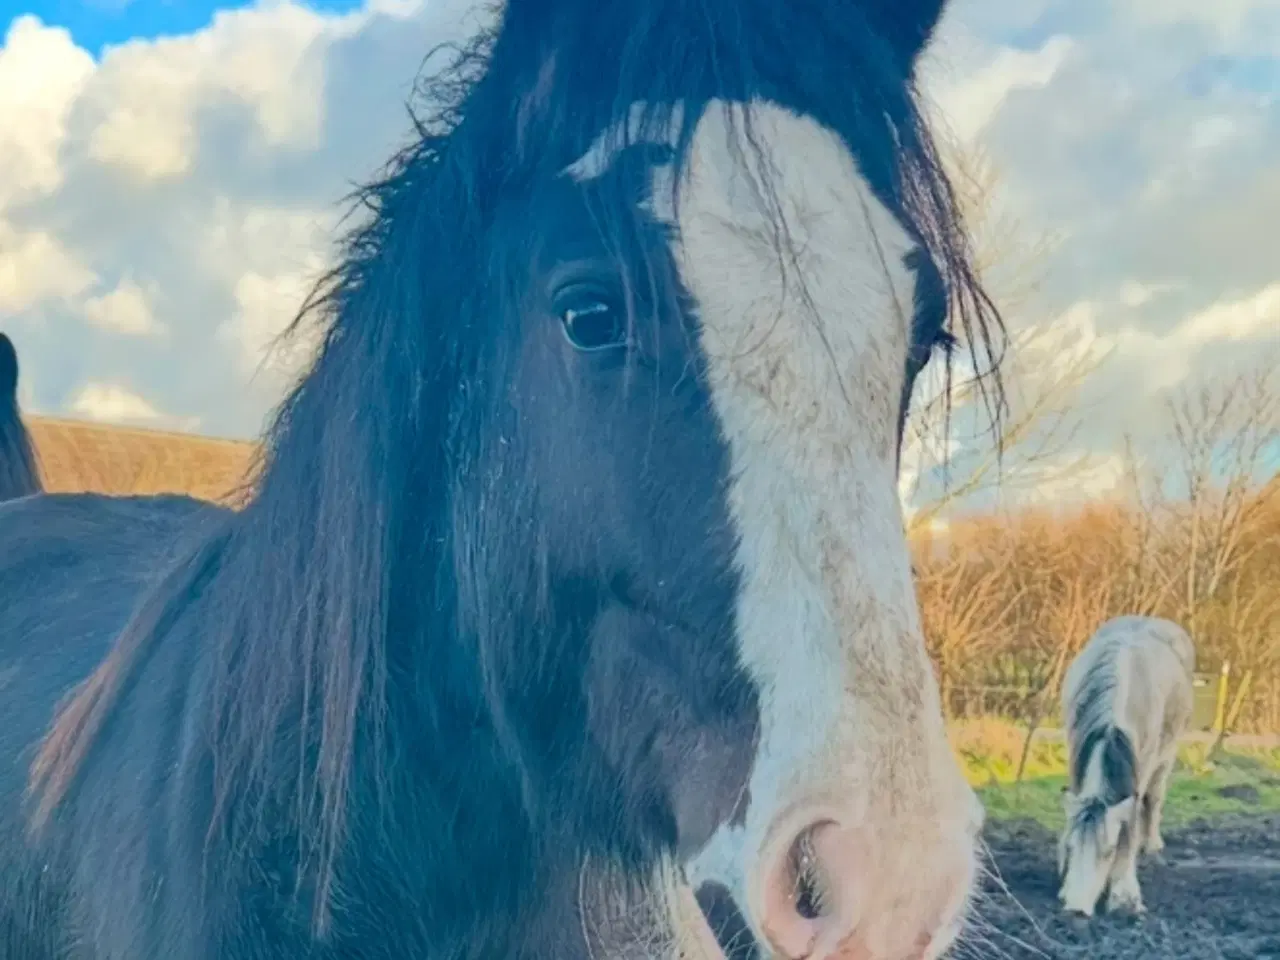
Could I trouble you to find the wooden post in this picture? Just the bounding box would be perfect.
[1224,671,1254,737]
[1210,668,1254,761]
[1212,660,1231,734]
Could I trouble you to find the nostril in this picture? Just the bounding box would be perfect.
[755,819,859,959]
[754,814,978,960]
[791,825,829,921]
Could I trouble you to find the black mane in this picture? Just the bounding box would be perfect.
[28,0,1003,947]
[1071,725,1138,805]
[1067,646,1137,804]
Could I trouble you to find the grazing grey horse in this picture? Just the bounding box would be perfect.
[1058,616,1195,917]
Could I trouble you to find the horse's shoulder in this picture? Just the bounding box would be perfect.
[0,490,217,534]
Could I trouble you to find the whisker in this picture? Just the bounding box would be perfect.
[976,838,1054,931]
[968,837,1067,954]
[959,907,1053,960]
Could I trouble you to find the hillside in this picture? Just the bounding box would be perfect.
[25,415,258,505]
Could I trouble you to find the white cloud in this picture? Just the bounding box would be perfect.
[1117,281,1174,309]
[1174,283,1280,348]
[921,33,1074,144]
[0,0,483,434]
[1067,280,1280,382]
[920,0,1280,508]
[0,221,97,312]
[1018,277,1280,441]
[82,277,163,336]
[0,16,94,205]
[1123,0,1278,47]
[222,256,328,378]
[201,201,335,383]
[84,3,341,179]
[67,382,182,427]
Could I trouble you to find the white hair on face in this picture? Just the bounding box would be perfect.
[562,95,981,956]
[674,98,976,954]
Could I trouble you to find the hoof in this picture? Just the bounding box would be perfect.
[1106,895,1146,919]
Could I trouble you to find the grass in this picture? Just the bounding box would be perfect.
[950,717,1280,832]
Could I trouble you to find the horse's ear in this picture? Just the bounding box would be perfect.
[0,333,17,399]
[863,0,949,73]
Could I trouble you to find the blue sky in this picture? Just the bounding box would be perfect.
[0,0,1276,514]
[3,0,363,56]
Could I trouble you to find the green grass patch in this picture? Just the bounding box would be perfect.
[949,718,1280,830]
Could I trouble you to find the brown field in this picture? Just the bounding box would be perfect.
[25,415,257,505]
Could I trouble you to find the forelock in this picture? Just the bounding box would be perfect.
[1068,797,1110,850]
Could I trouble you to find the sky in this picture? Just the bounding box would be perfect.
[0,0,1277,513]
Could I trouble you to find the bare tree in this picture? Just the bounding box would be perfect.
[1162,357,1280,635]
[1122,352,1280,734]
[1006,518,1129,781]
[1214,575,1279,744]
[914,532,1024,717]
[943,142,1058,316]
[1109,435,1182,616]
[898,142,1119,531]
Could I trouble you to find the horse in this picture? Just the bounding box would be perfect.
[0,0,1002,956]
[0,332,42,502]
[1057,615,1196,918]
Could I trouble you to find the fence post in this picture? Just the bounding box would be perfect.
[1225,671,1254,735]
[1212,660,1231,734]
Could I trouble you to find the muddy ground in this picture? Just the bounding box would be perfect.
[974,813,1280,959]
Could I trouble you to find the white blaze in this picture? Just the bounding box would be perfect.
[567,98,980,955]
[674,98,969,937]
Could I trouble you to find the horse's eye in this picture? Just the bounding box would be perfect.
[559,299,628,352]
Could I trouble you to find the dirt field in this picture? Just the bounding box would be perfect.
[973,813,1280,959]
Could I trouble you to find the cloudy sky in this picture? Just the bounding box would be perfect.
[1,0,1277,508]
